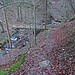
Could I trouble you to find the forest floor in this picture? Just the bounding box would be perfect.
[0,20,75,75]
[15,20,75,75]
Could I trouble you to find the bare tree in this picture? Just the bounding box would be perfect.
[34,4,36,45]
[45,0,47,29]
[4,9,12,49]
[18,3,23,22]
[17,6,20,21]
[0,0,12,58]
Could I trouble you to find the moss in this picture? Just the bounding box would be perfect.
[55,20,61,22]
[0,69,8,75]
[69,16,75,21]
[0,53,25,75]
[66,40,74,45]
[45,30,49,39]
[0,38,8,45]
[8,53,25,73]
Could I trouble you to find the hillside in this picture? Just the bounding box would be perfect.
[0,0,75,75]
[15,20,75,75]
[0,16,75,75]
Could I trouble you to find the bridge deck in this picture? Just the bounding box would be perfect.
[12,24,46,29]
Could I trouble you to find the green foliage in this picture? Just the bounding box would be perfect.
[45,30,49,39]
[0,53,25,75]
[69,16,75,21]
[8,54,25,73]
[0,69,8,75]
[55,20,61,22]
[66,40,74,45]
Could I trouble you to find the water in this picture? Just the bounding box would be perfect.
[10,36,17,42]
[0,28,42,57]
[1,29,30,55]
[48,20,61,26]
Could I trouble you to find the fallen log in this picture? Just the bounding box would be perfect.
[15,35,27,46]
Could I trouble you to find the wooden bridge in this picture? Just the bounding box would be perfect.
[10,23,62,30]
[9,23,47,29]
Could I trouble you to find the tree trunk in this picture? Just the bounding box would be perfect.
[4,8,12,58]
[17,6,20,21]
[34,5,36,45]
[24,7,26,24]
[20,5,23,22]
[45,0,47,29]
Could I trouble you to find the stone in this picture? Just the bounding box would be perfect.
[39,60,50,67]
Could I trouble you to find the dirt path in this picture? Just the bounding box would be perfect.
[15,26,64,75]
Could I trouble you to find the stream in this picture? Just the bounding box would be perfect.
[0,28,32,58]
[0,21,60,58]
[0,28,43,58]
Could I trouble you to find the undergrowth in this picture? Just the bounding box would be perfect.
[66,40,74,46]
[0,53,25,75]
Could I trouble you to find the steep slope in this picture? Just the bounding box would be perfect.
[15,21,75,75]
